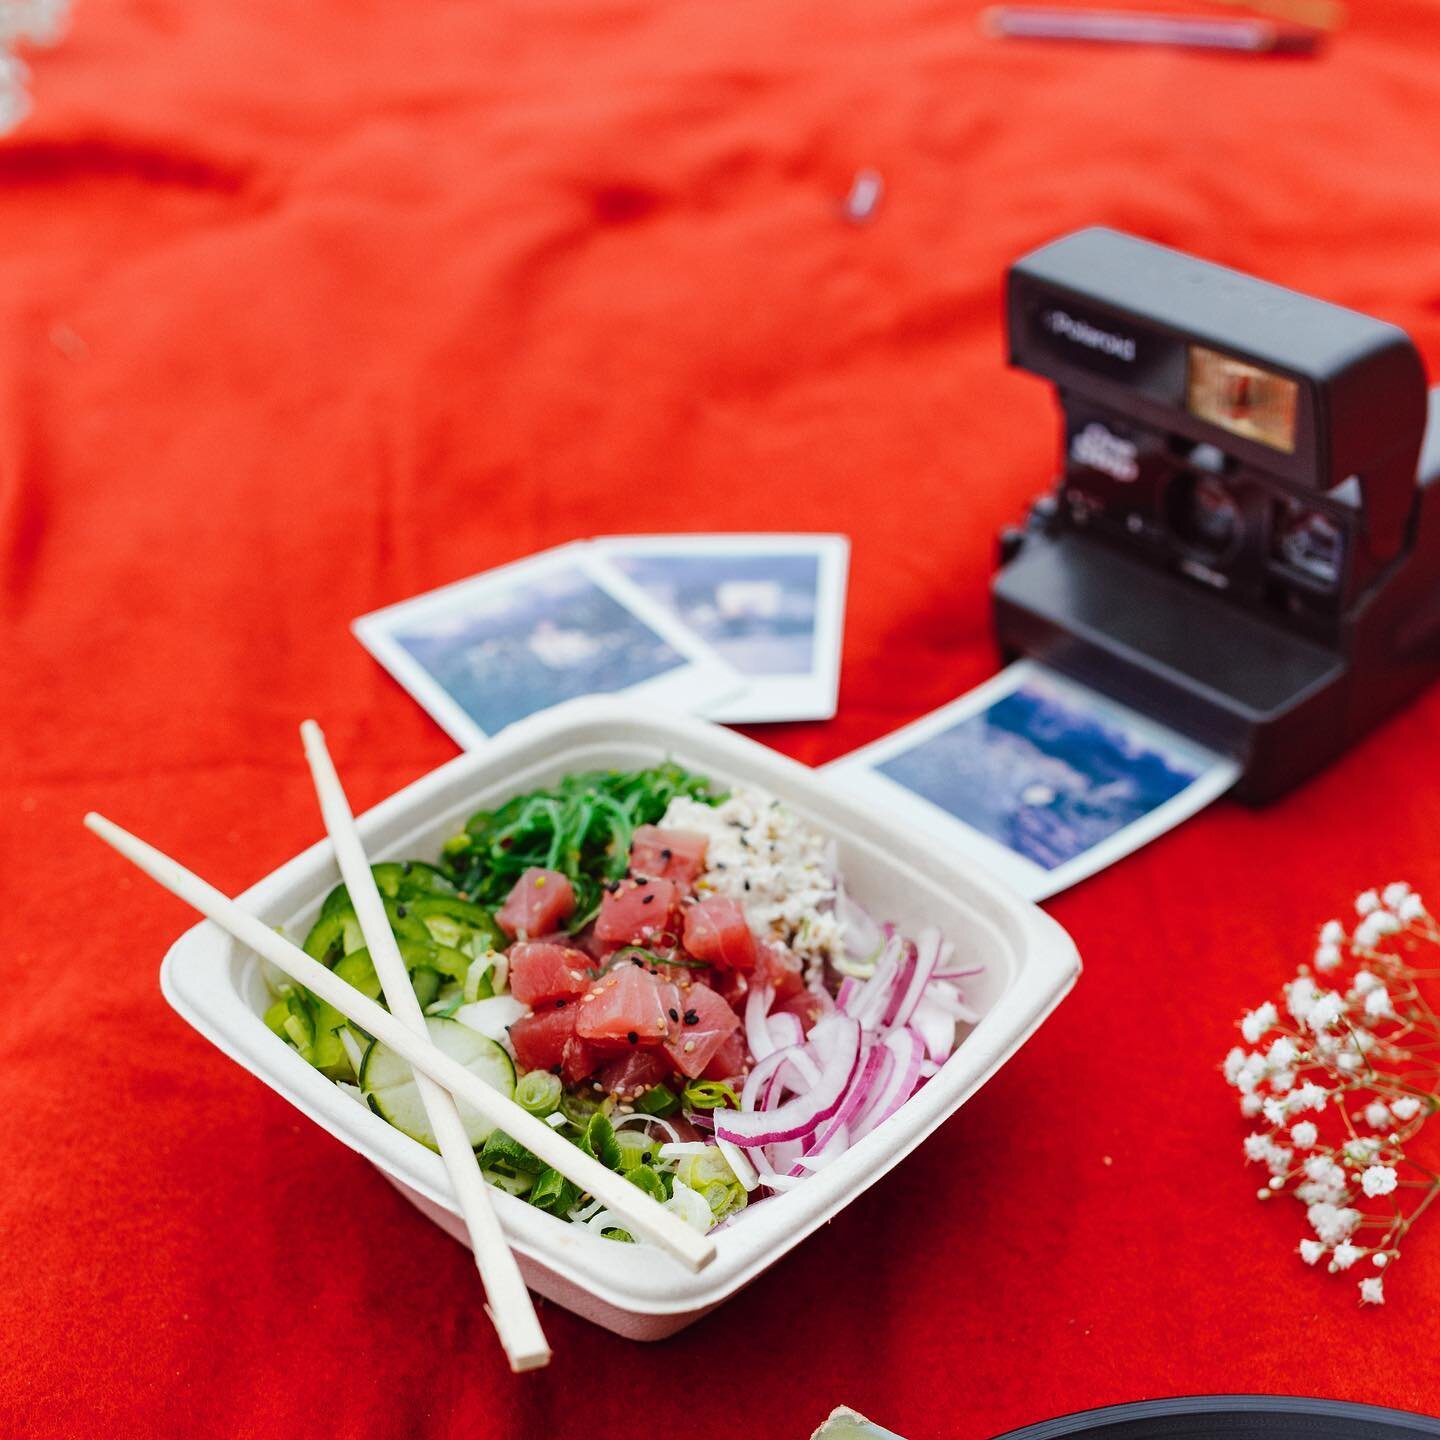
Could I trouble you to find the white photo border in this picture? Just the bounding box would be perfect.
[352,542,744,748]
[823,660,1240,902]
[592,533,850,724]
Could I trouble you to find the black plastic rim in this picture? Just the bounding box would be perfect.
[993,1396,1440,1440]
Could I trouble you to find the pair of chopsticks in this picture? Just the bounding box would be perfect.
[85,721,716,1373]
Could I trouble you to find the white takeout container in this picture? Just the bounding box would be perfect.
[160,699,1081,1340]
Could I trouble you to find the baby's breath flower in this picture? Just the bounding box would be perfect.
[1223,1047,1248,1085]
[1361,1165,1399,1198]
[1343,1136,1381,1166]
[1240,1093,1263,1118]
[1314,944,1343,973]
[1382,882,1412,910]
[1353,970,1382,996]
[1330,1241,1362,1271]
[1359,1275,1385,1305]
[1267,1037,1298,1069]
[1308,1201,1362,1245]
[1364,1100,1392,1130]
[1299,1238,1325,1265]
[1262,1097,1287,1127]
[1289,1082,1328,1115]
[1241,1002,1278,1045]
[1391,1097,1423,1122]
[1364,986,1394,1020]
[1320,920,1346,945]
[1307,992,1344,1032]
[1399,893,1427,923]
[1290,1121,1319,1149]
[1244,1133,1273,1163]
[1355,890,1381,916]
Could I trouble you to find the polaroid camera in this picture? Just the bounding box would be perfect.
[994,227,1440,803]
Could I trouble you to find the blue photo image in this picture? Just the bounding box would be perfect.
[876,672,1210,871]
[393,565,685,735]
[610,552,820,677]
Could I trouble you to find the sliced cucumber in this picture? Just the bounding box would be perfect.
[360,1017,516,1151]
[319,862,460,921]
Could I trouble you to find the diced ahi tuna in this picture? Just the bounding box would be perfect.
[682,896,757,971]
[507,942,591,1006]
[664,982,741,1079]
[507,1003,576,1073]
[597,1048,671,1098]
[495,868,575,941]
[628,826,709,889]
[562,1034,602,1085]
[702,1027,748,1082]
[594,878,679,950]
[774,989,828,1034]
[575,964,671,1049]
[756,940,805,1001]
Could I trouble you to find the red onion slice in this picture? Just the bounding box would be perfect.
[745,982,777,1062]
[807,1041,887,1153]
[889,928,944,1031]
[850,1028,927,1142]
[715,1015,862,1147]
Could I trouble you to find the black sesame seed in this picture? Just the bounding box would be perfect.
[684,1010,699,1026]
[636,878,649,887]
[551,1065,562,1075]
[743,879,751,891]
[668,1008,679,1021]
[627,1030,638,1045]
[660,848,672,861]
[631,957,643,967]
[642,894,655,905]
[555,999,567,1008]
[395,904,408,918]
[401,862,413,875]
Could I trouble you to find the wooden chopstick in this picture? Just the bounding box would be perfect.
[84,811,718,1275]
[299,720,550,1373]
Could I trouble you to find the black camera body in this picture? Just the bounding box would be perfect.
[994,227,1440,803]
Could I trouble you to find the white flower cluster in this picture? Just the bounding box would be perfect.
[0,1,69,135]
[1226,883,1440,1306]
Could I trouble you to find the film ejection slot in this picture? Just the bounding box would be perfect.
[994,226,1440,803]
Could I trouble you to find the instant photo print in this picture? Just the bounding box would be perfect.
[995,227,1440,803]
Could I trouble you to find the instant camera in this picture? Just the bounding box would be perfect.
[993,227,1440,803]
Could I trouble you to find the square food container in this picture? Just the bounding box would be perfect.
[160,699,1081,1340]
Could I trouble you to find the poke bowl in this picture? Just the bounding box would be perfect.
[159,698,1081,1340]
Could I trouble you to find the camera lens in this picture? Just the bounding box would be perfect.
[1166,470,1242,559]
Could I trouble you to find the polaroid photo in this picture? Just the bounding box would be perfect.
[593,533,849,724]
[352,544,743,747]
[823,660,1240,901]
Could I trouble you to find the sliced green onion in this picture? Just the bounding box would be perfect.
[614,1130,661,1171]
[515,1069,563,1117]
[681,1079,739,1111]
[632,1083,681,1118]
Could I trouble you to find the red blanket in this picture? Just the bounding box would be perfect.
[5,1,1440,1435]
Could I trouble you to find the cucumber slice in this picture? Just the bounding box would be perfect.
[360,1017,516,1150]
[319,863,460,922]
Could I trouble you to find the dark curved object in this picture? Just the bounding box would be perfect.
[993,1396,1440,1440]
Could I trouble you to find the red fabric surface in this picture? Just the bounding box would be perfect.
[6,1,1440,1435]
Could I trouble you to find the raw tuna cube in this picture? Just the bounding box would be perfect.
[757,940,805,1001]
[774,989,828,1034]
[597,1049,672,1098]
[702,1027,748,1082]
[664,982,742,1079]
[594,878,679,950]
[575,964,671,1049]
[508,942,592,1006]
[682,896,758,971]
[507,1002,576,1073]
[562,1035,602,1085]
[629,826,709,889]
[495,868,576,940]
